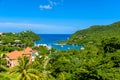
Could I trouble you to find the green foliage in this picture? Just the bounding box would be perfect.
[0,25,120,80]
[0,38,120,79]
[0,73,11,80]
[9,56,40,80]
[48,42,120,80]
[67,21,120,45]
[101,37,120,53]
[0,30,40,52]
[33,46,49,55]
[0,53,8,72]
[19,30,40,41]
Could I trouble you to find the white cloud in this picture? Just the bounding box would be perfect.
[0,22,78,34]
[39,5,52,10]
[48,0,58,6]
[39,0,63,10]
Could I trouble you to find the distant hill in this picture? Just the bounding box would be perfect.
[66,21,120,45]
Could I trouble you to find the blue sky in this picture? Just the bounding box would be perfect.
[0,0,120,34]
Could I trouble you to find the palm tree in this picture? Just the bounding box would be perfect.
[9,56,40,80]
[34,54,53,80]
[0,72,11,80]
[34,55,51,80]
[0,53,8,72]
[42,55,51,80]
[0,53,10,80]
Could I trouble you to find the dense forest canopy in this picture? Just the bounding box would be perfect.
[0,21,120,80]
[67,21,120,45]
[0,30,40,52]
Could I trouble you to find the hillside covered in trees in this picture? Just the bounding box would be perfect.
[0,22,120,80]
[1,37,120,80]
[0,30,40,52]
[67,21,120,45]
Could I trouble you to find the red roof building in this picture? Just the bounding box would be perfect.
[6,47,38,67]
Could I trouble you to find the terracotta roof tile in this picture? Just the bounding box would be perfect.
[6,47,37,59]
[6,51,22,59]
[23,47,33,55]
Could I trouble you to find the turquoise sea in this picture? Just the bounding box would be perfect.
[35,34,83,50]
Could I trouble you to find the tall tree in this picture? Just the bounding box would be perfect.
[9,56,40,80]
[0,53,8,72]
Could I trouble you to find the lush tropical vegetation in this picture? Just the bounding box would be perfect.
[9,56,40,80]
[67,21,120,45]
[1,39,120,80]
[0,21,120,80]
[0,30,40,52]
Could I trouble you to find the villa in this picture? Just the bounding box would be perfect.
[0,32,4,35]
[5,47,38,67]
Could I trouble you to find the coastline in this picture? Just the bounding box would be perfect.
[35,34,83,50]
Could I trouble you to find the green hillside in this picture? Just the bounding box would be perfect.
[67,21,120,45]
[0,30,40,52]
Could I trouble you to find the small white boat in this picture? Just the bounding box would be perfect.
[61,45,64,47]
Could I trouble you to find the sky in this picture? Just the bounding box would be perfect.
[0,0,120,34]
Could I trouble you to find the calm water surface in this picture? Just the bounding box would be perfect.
[35,34,83,50]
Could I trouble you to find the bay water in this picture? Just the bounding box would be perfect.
[35,34,82,50]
